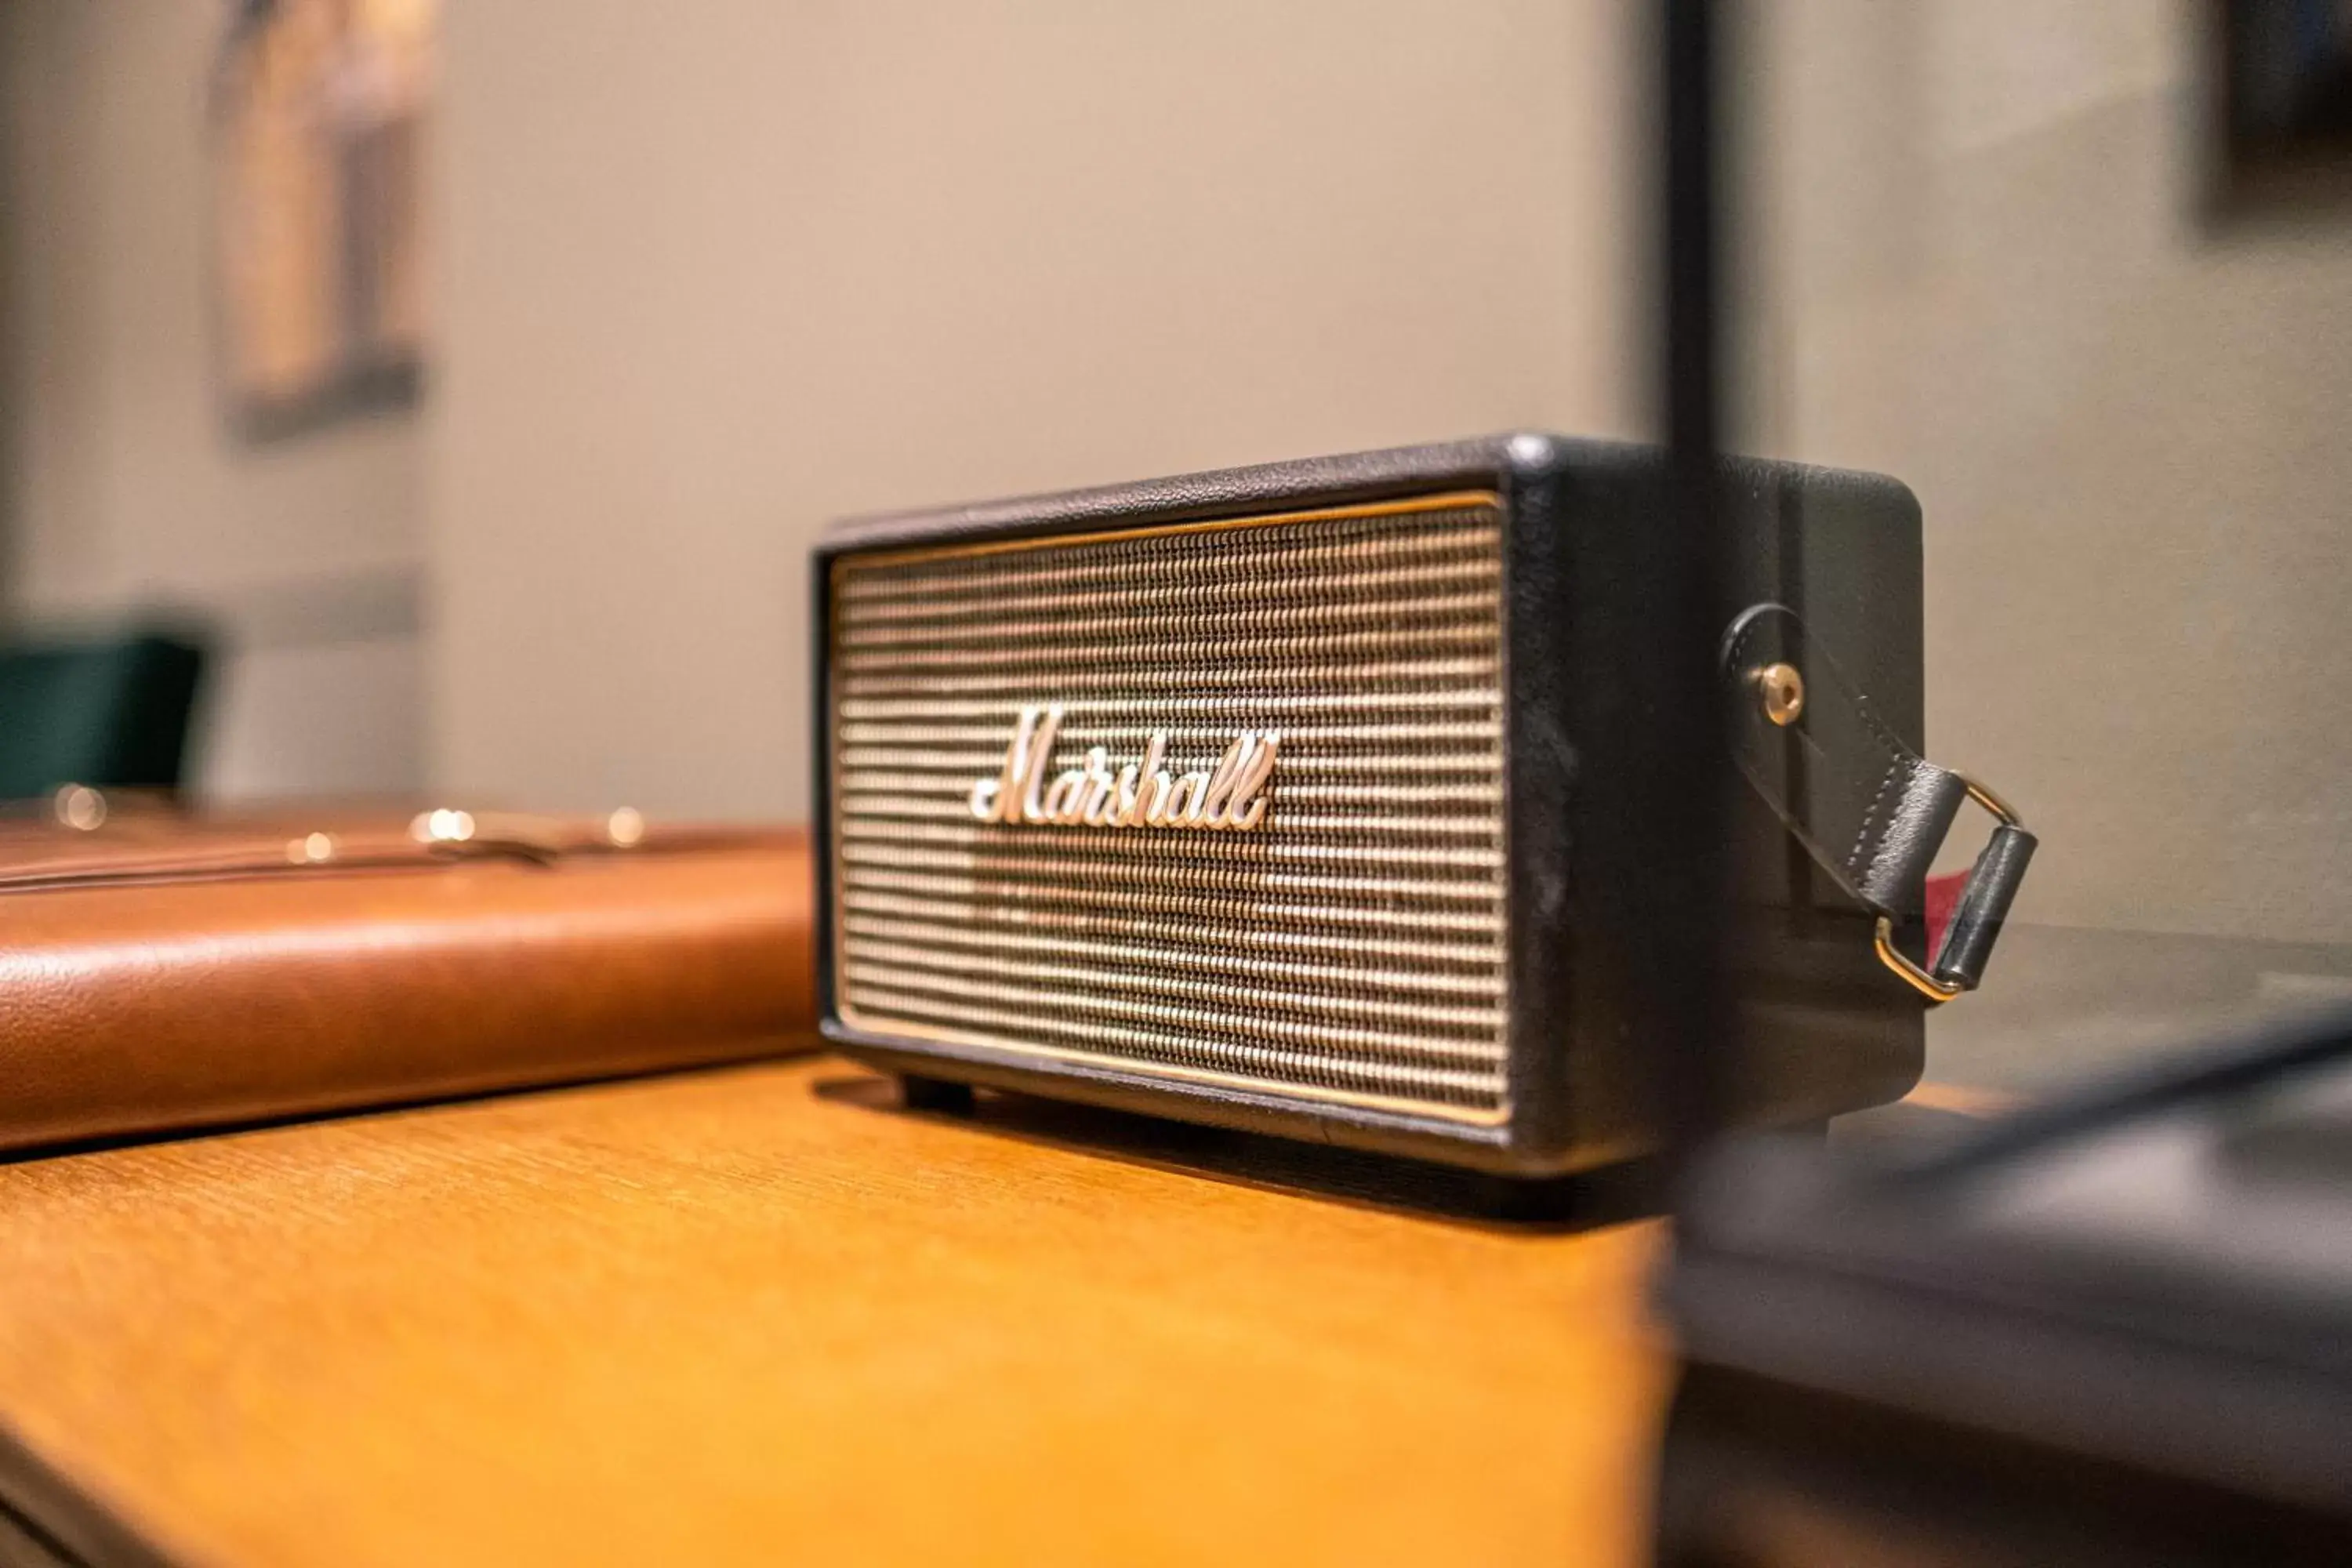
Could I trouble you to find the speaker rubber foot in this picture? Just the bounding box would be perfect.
[901,1074,977,1115]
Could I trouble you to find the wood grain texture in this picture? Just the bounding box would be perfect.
[0,1056,1668,1567]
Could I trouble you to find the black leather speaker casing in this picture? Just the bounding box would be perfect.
[812,434,1926,1175]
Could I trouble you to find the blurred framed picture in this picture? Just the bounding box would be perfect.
[210,0,434,441]
[2209,0,2352,223]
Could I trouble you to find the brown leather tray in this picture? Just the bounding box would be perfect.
[0,798,814,1153]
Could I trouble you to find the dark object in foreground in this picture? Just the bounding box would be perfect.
[1658,1011,2352,1565]
[815,434,1988,1178]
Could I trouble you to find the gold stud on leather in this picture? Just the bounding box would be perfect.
[286,831,339,866]
[409,808,477,846]
[51,783,107,831]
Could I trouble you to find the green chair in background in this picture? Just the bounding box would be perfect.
[0,632,207,801]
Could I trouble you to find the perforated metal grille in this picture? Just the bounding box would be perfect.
[826,493,1510,1122]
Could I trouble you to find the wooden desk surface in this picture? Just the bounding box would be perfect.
[0,1057,1669,1567]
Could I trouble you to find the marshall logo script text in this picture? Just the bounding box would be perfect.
[968,705,1278,831]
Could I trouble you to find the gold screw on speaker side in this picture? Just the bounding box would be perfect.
[1757,662,1806,726]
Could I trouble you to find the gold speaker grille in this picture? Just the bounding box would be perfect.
[827,493,1510,1123]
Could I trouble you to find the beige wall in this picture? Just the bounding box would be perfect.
[429,0,1645,822]
[0,0,426,799]
[437,0,2352,946]
[18,1,2352,949]
[1748,0,2352,944]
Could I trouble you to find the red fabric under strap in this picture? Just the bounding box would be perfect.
[1925,871,1966,959]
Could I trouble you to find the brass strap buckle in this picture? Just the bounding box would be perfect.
[1870,774,2034,1004]
[1724,604,2038,1007]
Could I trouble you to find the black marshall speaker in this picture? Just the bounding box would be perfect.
[811,434,2033,1176]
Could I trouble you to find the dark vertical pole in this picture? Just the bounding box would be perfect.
[1660,0,1732,1170]
[1664,0,1721,466]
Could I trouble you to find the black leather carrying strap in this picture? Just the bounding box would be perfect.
[1722,604,2036,1002]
